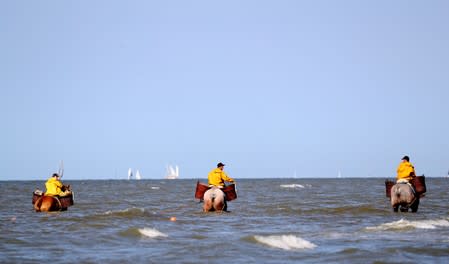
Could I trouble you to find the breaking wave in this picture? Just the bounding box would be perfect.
[280,184,306,189]
[138,228,168,238]
[365,218,449,231]
[253,235,317,250]
[103,207,146,217]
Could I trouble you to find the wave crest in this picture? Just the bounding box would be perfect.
[280,184,307,189]
[366,218,449,231]
[138,228,168,238]
[254,235,317,250]
[103,207,145,217]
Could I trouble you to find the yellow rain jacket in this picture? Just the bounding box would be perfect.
[208,168,234,187]
[45,177,64,196]
[396,161,415,181]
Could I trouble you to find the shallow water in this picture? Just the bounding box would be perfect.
[1,178,448,263]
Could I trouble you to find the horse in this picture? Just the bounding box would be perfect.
[203,187,227,212]
[195,181,237,212]
[390,182,420,212]
[385,175,426,213]
[33,185,74,212]
[33,195,64,212]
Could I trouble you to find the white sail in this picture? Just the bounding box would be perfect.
[128,168,133,180]
[165,165,179,179]
[136,170,142,180]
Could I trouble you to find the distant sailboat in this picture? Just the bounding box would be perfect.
[337,171,342,178]
[135,170,142,180]
[128,168,133,180]
[165,165,179,179]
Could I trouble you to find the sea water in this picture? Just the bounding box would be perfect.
[1,178,448,263]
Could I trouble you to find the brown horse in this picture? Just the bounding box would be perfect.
[34,195,63,212]
[33,185,74,212]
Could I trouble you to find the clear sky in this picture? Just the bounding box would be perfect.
[1,1,448,180]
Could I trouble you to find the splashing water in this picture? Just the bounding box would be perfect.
[138,228,168,238]
[280,184,305,189]
[254,235,317,250]
[366,218,449,231]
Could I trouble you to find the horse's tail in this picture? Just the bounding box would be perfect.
[394,187,401,198]
[210,191,216,203]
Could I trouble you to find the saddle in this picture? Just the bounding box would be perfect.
[397,180,416,195]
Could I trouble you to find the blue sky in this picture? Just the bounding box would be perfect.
[1,1,448,180]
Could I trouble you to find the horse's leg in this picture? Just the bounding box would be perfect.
[203,199,213,212]
[213,190,225,212]
[411,197,420,213]
[400,204,409,212]
[213,200,224,211]
[203,190,213,212]
[39,196,54,212]
[391,186,399,212]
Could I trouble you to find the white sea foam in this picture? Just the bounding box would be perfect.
[138,228,168,238]
[280,184,305,189]
[151,186,160,190]
[103,207,144,215]
[254,235,317,250]
[366,218,449,231]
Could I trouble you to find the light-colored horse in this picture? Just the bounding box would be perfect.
[390,182,420,212]
[203,187,226,212]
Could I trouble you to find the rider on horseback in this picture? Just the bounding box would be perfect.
[203,162,235,212]
[208,162,235,188]
[396,156,416,184]
[45,173,71,197]
[391,155,421,212]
